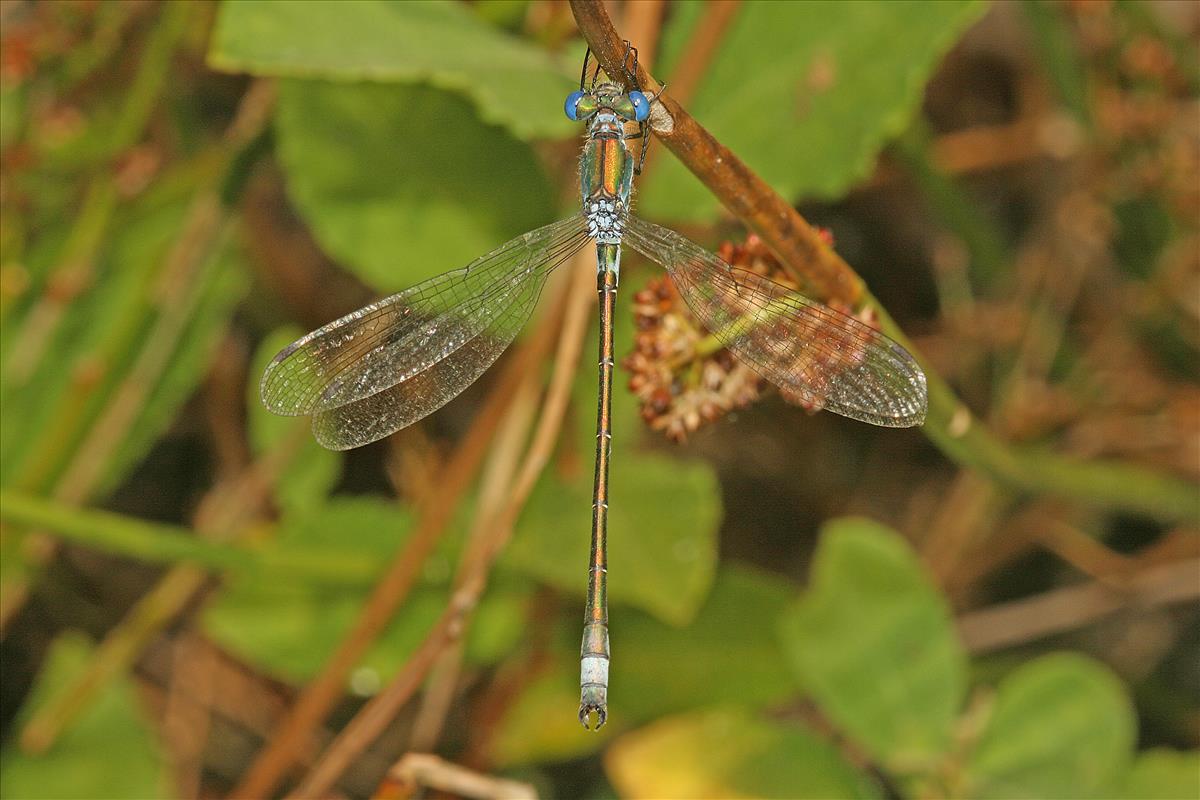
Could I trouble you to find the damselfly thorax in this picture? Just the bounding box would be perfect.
[577,84,637,247]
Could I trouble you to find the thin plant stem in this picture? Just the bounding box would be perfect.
[409,374,541,752]
[958,557,1200,653]
[0,488,380,585]
[377,753,537,800]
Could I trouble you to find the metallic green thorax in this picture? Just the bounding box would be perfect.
[580,88,636,249]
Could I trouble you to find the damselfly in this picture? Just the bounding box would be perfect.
[261,46,928,729]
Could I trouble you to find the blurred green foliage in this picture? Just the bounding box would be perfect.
[0,634,168,800]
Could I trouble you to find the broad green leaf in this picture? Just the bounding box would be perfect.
[640,0,985,220]
[963,653,1136,799]
[779,518,966,771]
[246,327,340,514]
[0,633,169,800]
[502,273,719,625]
[617,565,797,719]
[205,496,526,683]
[605,707,882,800]
[275,80,555,293]
[505,445,718,626]
[1122,749,1200,800]
[209,0,575,140]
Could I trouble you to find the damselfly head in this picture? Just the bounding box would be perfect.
[564,82,650,123]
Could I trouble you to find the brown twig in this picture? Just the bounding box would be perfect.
[288,599,473,799]
[136,633,295,758]
[460,589,559,771]
[621,0,666,70]
[377,753,537,800]
[635,0,739,188]
[958,557,1200,654]
[920,471,1001,586]
[161,631,216,799]
[287,252,597,799]
[868,115,1076,188]
[409,376,541,752]
[232,386,536,798]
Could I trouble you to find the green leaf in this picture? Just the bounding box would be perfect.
[0,633,169,800]
[778,518,966,770]
[963,653,1136,799]
[640,0,985,220]
[605,707,882,799]
[274,80,555,293]
[247,327,340,514]
[505,445,718,627]
[617,565,797,720]
[501,273,719,626]
[1122,749,1200,800]
[204,496,526,683]
[209,0,575,140]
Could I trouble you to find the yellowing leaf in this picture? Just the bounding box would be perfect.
[605,707,880,799]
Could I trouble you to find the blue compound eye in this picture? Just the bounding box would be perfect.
[564,90,585,121]
[629,91,650,122]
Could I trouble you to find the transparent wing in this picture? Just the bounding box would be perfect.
[624,216,927,427]
[310,271,550,450]
[261,215,590,449]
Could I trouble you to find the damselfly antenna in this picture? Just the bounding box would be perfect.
[579,46,602,91]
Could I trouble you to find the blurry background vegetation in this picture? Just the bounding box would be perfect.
[0,1,1197,798]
